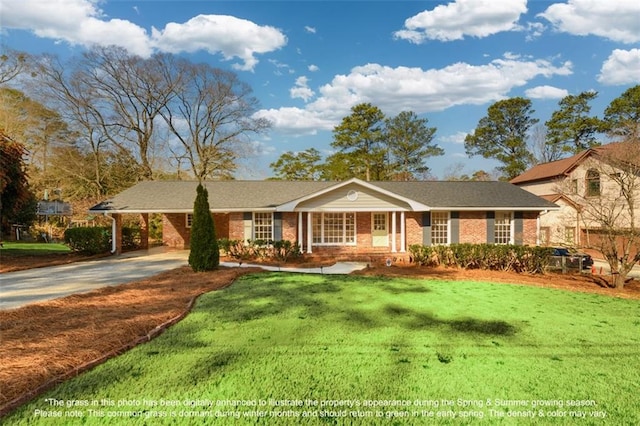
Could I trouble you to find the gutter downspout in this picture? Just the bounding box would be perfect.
[105,213,117,254]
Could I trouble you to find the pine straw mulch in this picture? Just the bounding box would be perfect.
[1,261,639,418]
[354,263,640,300]
[0,266,262,417]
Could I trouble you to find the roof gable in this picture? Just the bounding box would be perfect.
[277,178,429,211]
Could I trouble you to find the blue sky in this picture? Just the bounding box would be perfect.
[1,0,639,179]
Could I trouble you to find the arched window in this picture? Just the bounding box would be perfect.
[586,169,600,197]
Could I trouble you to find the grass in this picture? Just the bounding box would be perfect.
[5,273,640,424]
[0,241,71,256]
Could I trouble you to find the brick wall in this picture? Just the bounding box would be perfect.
[459,211,487,244]
[163,213,189,248]
[196,209,543,252]
[162,212,229,248]
[523,212,538,245]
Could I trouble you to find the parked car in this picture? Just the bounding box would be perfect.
[552,247,594,269]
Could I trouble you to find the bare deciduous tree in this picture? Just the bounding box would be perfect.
[160,60,270,182]
[0,48,30,85]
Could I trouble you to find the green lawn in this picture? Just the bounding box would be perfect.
[5,273,639,424]
[0,241,70,256]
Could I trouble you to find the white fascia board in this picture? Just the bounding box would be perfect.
[276,177,431,212]
[89,208,278,214]
[431,206,561,211]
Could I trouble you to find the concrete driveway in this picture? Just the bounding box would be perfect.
[0,249,188,310]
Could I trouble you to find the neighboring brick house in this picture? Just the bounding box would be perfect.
[89,178,557,257]
[511,143,640,247]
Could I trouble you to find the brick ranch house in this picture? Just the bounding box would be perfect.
[89,178,558,258]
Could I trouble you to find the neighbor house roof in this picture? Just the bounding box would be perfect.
[510,142,635,185]
[89,178,557,214]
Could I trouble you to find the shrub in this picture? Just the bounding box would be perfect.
[64,227,110,254]
[188,184,219,272]
[218,239,301,263]
[409,243,554,274]
[121,226,141,250]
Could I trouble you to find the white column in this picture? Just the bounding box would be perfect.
[307,212,313,254]
[391,211,397,252]
[400,211,406,252]
[298,211,303,251]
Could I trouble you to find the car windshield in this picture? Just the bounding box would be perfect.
[554,248,571,256]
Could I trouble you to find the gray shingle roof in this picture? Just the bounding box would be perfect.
[89,179,557,213]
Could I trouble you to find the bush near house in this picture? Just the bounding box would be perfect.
[64,226,141,254]
[63,227,110,254]
[219,238,302,263]
[409,243,553,274]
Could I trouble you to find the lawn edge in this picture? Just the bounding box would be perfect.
[0,272,241,418]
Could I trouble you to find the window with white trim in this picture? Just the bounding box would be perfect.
[312,212,355,245]
[253,212,273,241]
[431,212,449,245]
[494,212,513,244]
[186,213,193,228]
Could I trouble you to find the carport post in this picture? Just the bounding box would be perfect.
[114,213,123,255]
[139,213,149,250]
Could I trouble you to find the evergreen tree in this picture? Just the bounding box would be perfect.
[188,183,219,271]
[464,97,537,180]
[545,91,602,154]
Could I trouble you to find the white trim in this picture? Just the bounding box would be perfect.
[298,211,303,251]
[494,211,514,245]
[185,213,193,228]
[391,211,397,252]
[312,212,357,246]
[252,212,274,241]
[306,212,313,254]
[400,211,406,252]
[90,205,557,215]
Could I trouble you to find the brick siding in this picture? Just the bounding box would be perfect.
[163,210,540,250]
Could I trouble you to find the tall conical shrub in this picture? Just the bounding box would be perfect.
[188,183,219,271]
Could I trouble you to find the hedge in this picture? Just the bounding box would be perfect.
[409,243,554,274]
[64,227,110,254]
[64,226,141,254]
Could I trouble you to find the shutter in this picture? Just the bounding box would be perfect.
[422,212,431,245]
[243,212,252,242]
[450,211,459,244]
[514,211,524,245]
[273,212,283,241]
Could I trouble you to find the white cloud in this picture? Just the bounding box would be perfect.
[439,131,469,145]
[524,21,546,41]
[525,85,569,99]
[290,76,315,102]
[0,0,287,70]
[253,107,335,135]
[597,49,640,85]
[539,0,640,43]
[151,15,287,71]
[394,0,527,43]
[1,0,152,56]
[257,55,573,135]
[304,26,316,34]
[308,64,319,72]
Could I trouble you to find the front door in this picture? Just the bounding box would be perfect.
[372,213,388,247]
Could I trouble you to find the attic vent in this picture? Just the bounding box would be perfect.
[346,190,358,201]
